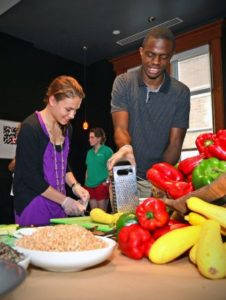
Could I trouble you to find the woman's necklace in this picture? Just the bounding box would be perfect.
[53,143,65,193]
[44,118,65,193]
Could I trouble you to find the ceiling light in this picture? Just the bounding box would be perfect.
[82,46,89,131]
[148,16,156,23]
[112,30,120,35]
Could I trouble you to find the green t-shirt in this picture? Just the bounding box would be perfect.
[85,144,113,187]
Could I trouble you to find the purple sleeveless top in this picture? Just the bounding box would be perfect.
[15,111,69,226]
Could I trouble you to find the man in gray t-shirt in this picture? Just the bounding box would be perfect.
[108,27,190,198]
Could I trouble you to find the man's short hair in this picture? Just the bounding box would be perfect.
[142,26,175,50]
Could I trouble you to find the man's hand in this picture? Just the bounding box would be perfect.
[107,145,136,170]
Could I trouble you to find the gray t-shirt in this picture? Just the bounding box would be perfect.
[111,67,190,179]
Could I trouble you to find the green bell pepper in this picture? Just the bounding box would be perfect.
[116,212,138,237]
[192,157,226,189]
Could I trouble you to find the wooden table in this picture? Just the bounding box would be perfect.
[2,248,225,300]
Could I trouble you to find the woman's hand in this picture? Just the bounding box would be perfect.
[61,197,86,216]
[72,184,90,208]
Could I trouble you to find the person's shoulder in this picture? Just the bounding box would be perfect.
[103,144,112,149]
[21,113,43,137]
[23,112,38,126]
[87,147,94,155]
[169,75,189,92]
[103,144,114,153]
[115,67,141,83]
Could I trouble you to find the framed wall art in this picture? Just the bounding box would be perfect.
[0,119,20,159]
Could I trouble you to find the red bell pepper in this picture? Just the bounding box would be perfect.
[178,153,205,175]
[135,198,169,231]
[166,181,194,199]
[152,219,189,240]
[195,132,216,158]
[196,130,226,160]
[207,139,226,160]
[146,162,184,191]
[151,162,184,181]
[146,162,193,199]
[216,129,226,150]
[186,173,193,183]
[118,224,154,259]
[146,168,174,191]
[206,129,226,160]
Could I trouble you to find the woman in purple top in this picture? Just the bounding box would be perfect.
[13,75,90,226]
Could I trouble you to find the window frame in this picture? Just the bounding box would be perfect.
[171,44,214,153]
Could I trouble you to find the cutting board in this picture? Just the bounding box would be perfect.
[50,216,114,232]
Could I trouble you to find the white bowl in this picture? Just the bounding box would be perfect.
[13,228,37,238]
[15,237,116,272]
[17,255,30,270]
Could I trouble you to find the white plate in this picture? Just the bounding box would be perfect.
[13,228,37,239]
[15,236,116,272]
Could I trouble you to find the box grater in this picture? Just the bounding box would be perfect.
[110,163,139,213]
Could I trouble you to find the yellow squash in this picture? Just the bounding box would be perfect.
[90,208,123,225]
[112,212,124,224]
[196,220,226,279]
[189,242,226,266]
[148,225,201,264]
[184,212,207,225]
[186,197,226,228]
[184,211,226,236]
[189,244,197,264]
[0,224,19,235]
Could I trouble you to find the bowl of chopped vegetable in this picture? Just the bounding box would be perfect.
[15,224,116,272]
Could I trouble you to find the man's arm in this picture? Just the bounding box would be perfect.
[108,111,136,169]
[163,127,187,165]
[112,111,131,148]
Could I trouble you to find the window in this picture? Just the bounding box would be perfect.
[171,45,213,159]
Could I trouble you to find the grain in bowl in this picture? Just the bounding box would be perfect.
[15,224,107,252]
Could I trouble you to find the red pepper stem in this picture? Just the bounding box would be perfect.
[204,139,214,147]
[146,211,154,219]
